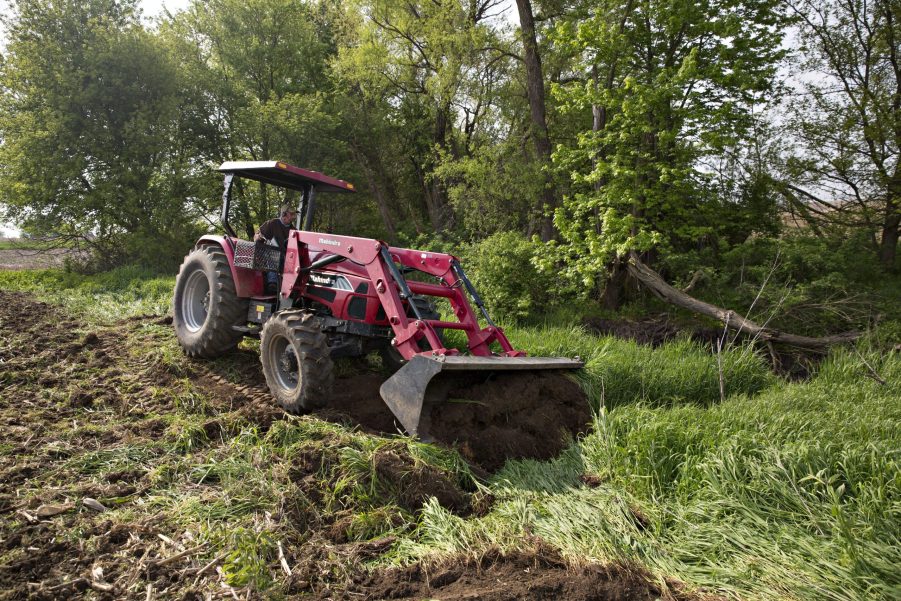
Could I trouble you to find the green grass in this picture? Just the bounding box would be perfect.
[506,324,774,408]
[0,265,174,321]
[0,237,65,250]
[391,349,901,599]
[4,265,899,600]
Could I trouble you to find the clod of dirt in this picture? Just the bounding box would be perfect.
[81,332,101,347]
[320,545,699,601]
[372,449,469,514]
[580,473,605,488]
[104,469,145,484]
[69,389,95,408]
[429,371,591,472]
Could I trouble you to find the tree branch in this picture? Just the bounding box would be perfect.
[626,252,860,350]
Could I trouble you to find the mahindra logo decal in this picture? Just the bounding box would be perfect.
[318,238,340,247]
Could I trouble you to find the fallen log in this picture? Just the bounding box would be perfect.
[626,252,860,350]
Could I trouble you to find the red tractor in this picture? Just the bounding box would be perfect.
[172,161,581,437]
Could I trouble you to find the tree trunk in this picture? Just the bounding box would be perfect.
[879,167,900,270]
[421,104,453,232]
[515,0,556,242]
[351,145,397,243]
[626,252,860,349]
[600,259,628,310]
[412,161,450,233]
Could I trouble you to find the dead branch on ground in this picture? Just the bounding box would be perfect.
[626,252,860,350]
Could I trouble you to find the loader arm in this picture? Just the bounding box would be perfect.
[281,230,582,438]
[282,231,521,360]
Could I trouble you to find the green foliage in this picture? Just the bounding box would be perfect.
[333,0,524,234]
[783,0,901,269]
[162,0,346,236]
[433,143,543,237]
[462,231,554,322]
[217,527,276,588]
[662,231,901,337]
[0,0,205,268]
[549,0,789,280]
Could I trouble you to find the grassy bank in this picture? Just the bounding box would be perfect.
[1,266,898,599]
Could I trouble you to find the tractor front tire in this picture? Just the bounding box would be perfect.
[173,245,247,358]
[260,311,334,413]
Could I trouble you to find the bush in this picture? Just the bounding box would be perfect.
[462,232,555,323]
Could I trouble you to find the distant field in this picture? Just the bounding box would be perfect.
[0,237,84,269]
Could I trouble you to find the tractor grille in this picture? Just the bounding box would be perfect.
[233,240,282,272]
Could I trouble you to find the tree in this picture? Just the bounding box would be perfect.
[783,0,900,270]
[515,0,557,241]
[163,0,345,238]
[548,0,787,306]
[0,0,199,267]
[335,0,519,234]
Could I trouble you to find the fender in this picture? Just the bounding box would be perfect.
[195,235,262,298]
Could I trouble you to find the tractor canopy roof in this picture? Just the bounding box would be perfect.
[218,161,356,194]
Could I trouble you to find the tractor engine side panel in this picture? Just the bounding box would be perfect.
[297,268,388,327]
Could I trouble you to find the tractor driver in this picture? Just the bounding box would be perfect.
[254,204,296,294]
[254,204,296,249]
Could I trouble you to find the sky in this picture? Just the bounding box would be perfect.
[140,0,191,19]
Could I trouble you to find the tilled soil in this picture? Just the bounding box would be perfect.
[315,545,698,601]
[0,289,677,601]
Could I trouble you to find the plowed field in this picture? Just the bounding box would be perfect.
[0,290,693,600]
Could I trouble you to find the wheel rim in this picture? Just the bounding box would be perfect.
[268,334,299,393]
[181,269,211,333]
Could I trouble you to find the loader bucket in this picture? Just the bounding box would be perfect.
[379,355,585,439]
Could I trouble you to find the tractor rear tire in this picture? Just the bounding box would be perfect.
[173,245,248,358]
[260,310,334,413]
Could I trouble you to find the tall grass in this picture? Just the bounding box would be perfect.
[397,347,900,599]
[507,324,774,408]
[0,266,174,321]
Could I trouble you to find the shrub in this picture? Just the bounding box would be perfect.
[462,232,555,323]
[661,231,900,337]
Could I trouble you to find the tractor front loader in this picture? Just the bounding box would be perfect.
[172,161,582,438]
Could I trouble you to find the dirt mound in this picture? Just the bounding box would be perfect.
[318,546,695,601]
[372,448,469,514]
[430,371,590,471]
[322,361,593,474]
[322,372,401,433]
[320,369,591,472]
